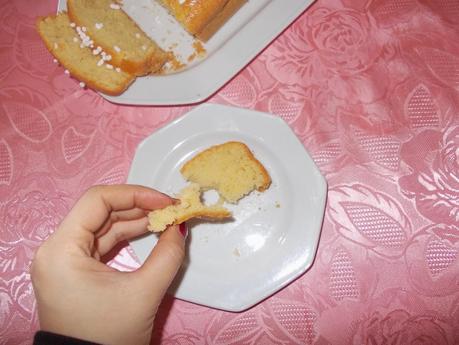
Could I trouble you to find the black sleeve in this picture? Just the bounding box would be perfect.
[33,331,100,345]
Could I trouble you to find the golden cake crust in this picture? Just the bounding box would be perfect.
[159,0,246,41]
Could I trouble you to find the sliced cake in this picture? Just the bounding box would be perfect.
[67,0,167,76]
[181,141,271,203]
[36,13,135,96]
[148,141,271,232]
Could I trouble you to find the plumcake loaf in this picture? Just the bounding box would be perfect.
[67,0,167,76]
[159,0,247,41]
[36,13,135,96]
[148,183,231,232]
[181,141,271,203]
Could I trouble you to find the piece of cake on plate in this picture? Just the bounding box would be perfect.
[148,141,271,232]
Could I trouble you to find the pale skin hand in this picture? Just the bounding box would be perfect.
[30,185,186,345]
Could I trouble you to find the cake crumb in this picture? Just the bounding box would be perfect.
[160,51,185,73]
[192,40,206,56]
[187,53,196,63]
[233,248,240,257]
[187,40,207,63]
[168,43,178,50]
[275,202,281,208]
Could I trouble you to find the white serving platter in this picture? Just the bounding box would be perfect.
[57,0,315,105]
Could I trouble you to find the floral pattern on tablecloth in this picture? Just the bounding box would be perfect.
[1,0,458,344]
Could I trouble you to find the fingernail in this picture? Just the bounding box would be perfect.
[179,222,188,238]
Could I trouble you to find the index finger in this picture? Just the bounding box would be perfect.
[60,184,173,234]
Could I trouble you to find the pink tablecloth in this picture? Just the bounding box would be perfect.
[1,0,459,344]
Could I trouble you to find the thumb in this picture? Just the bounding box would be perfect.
[135,223,187,298]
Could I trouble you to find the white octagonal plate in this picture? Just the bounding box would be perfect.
[127,104,327,311]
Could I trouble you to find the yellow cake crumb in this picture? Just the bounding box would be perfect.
[148,183,230,232]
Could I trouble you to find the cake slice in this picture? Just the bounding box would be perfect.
[148,183,231,232]
[67,0,167,76]
[181,141,271,203]
[36,13,135,96]
[159,0,247,41]
[148,141,271,232]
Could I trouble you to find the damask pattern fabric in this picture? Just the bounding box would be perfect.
[0,0,458,344]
